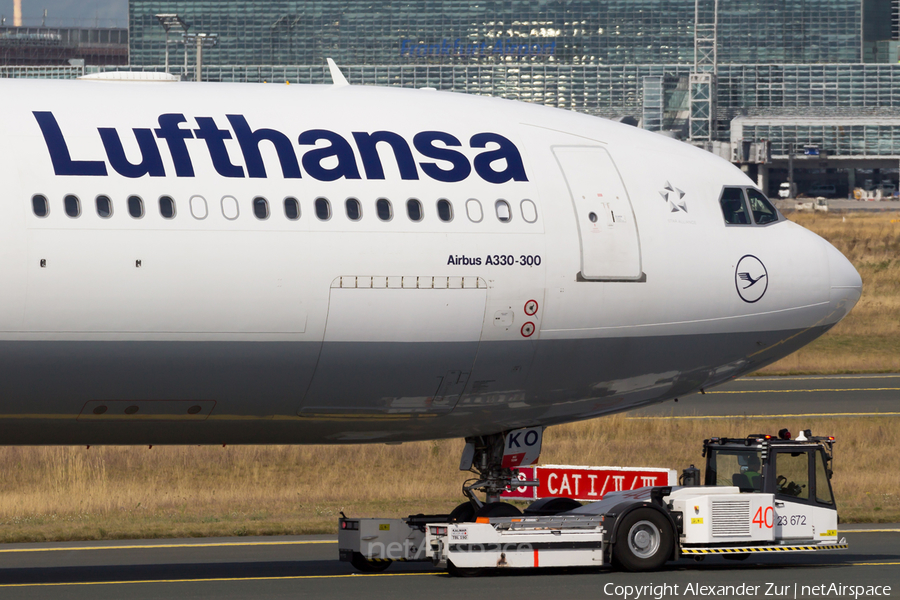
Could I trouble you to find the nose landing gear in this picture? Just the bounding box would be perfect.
[450,430,541,521]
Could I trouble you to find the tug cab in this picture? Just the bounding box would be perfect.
[702,429,838,542]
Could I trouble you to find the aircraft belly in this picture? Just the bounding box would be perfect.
[0,325,830,445]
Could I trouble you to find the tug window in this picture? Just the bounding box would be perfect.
[815,452,834,505]
[346,197,362,221]
[437,199,453,222]
[96,195,113,218]
[128,195,144,219]
[376,198,392,221]
[774,451,810,501]
[495,199,512,223]
[315,197,331,221]
[253,196,270,220]
[158,195,175,219]
[284,197,300,220]
[406,198,423,222]
[32,194,49,217]
[747,188,779,225]
[720,187,750,225]
[64,194,81,218]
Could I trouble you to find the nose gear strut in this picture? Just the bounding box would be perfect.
[459,432,539,508]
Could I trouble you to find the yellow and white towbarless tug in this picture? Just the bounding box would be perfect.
[352,430,847,575]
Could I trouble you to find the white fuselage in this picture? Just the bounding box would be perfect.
[0,79,861,444]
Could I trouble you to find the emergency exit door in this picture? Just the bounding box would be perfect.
[553,146,643,280]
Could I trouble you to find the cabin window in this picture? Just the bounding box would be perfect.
[465,199,483,223]
[158,195,175,219]
[376,198,392,221]
[128,195,144,219]
[746,188,779,225]
[190,195,208,220]
[521,199,538,223]
[437,199,453,222]
[495,199,512,223]
[315,197,331,221]
[64,194,81,218]
[407,198,423,222]
[95,195,112,218]
[32,194,49,217]
[720,187,750,225]
[284,197,300,220]
[346,198,362,221]
[221,195,239,220]
[253,196,270,220]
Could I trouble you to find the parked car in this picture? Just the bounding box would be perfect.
[805,184,836,197]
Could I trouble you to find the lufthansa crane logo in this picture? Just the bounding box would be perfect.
[735,255,768,303]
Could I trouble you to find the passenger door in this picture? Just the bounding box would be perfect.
[552,146,642,280]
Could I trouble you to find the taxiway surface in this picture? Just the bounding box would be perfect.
[0,527,896,600]
[630,373,900,418]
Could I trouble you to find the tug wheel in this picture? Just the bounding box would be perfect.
[612,508,673,572]
[349,552,391,572]
[449,501,476,523]
[474,502,522,519]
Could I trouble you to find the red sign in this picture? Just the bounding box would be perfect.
[502,465,676,502]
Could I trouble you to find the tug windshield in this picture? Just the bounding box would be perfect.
[706,448,763,492]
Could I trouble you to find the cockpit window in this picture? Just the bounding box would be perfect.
[746,189,779,225]
[720,187,750,225]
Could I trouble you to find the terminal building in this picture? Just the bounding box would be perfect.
[4,0,900,196]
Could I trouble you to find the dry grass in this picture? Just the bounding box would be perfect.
[759,211,900,374]
[0,416,895,542]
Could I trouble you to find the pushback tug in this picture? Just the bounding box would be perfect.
[339,429,846,575]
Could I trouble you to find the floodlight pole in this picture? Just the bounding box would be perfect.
[185,33,219,82]
[196,36,202,81]
[155,14,188,76]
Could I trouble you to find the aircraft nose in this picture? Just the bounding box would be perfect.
[824,240,862,324]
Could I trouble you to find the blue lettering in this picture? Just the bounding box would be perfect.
[297,129,361,181]
[33,111,107,177]
[37,111,529,184]
[193,117,244,178]
[353,131,418,180]
[228,114,301,179]
[98,127,165,178]
[413,131,470,183]
[154,113,195,177]
[471,132,528,184]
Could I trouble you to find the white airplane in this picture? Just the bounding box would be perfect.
[0,74,861,513]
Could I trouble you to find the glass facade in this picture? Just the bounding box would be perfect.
[128,0,863,67]
[734,118,900,158]
[6,1,900,160]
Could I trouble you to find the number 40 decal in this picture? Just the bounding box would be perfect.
[753,506,774,528]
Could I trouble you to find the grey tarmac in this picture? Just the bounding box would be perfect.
[0,527,897,600]
[630,374,900,418]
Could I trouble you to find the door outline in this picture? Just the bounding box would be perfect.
[552,145,644,281]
